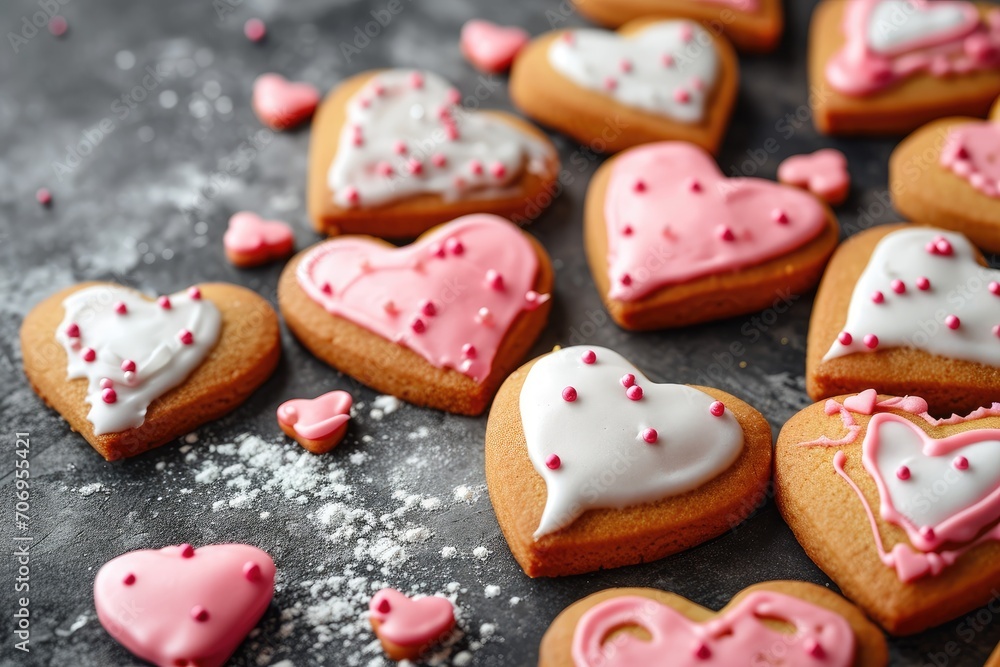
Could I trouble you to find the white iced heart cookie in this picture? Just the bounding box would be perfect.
[866,0,979,54]
[548,21,719,123]
[56,285,221,435]
[520,346,743,538]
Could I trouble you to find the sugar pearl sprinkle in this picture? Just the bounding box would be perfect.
[896,465,911,481]
[626,385,643,401]
[545,454,561,470]
[581,349,597,364]
[561,386,578,402]
[641,428,658,444]
[709,401,725,417]
[954,455,969,471]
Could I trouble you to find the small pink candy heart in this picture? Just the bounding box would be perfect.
[224,211,294,267]
[94,544,275,667]
[252,73,320,130]
[843,389,878,415]
[277,390,352,443]
[461,20,530,74]
[777,149,850,205]
[369,588,455,652]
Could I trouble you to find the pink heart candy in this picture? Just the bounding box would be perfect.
[252,73,320,130]
[94,543,275,667]
[369,588,455,650]
[224,211,294,266]
[778,149,850,204]
[461,20,530,74]
[277,390,352,441]
[843,388,878,415]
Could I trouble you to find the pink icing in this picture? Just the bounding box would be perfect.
[604,143,827,301]
[460,20,530,74]
[369,588,455,647]
[276,390,352,440]
[777,149,851,204]
[826,0,1000,97]
[224,212,294,262]
[697,0,760,9]
[571,591,855,667]
[94,544,275,667]
[296,214,546,383]
[941,122,1000,198]
[252,73,320,130]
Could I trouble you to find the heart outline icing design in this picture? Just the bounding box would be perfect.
[941,121,1000,198]
[520,346,743,538]
[296,215,546,384]
[56,285,221,435]
[603,142,828,301]
[328,69,552,209]
[548,21,720,123]
[825,0,1000,97]
[823,228,1000,367]
[571,591,855,667]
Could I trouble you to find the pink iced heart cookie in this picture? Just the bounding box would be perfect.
[278,214,553,415]
[224,211,294,267]
[461,20,530,73]
[539,583,888,666]
[252,73,320,130]
[94,543,275,667]
[778,148,850,204]
[586,141,838,329]
[369,588,456,661]
[277,389,352,454]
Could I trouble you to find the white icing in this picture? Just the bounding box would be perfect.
[56,286,221,435]
[864,415,1000,529]
[328,69,552,208]
[866,0,976,54]
[547,21,719,123]
[519,346,743,539]
[824,228,1000,365]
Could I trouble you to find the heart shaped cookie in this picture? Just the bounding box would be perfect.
[485,345,771,577]
[369,588,455,661]
[21,282,280,460]
[776,392,1000,634]
[811,0,1000,134]
[539,582,888,666]
[223,211,294,267]
[891,98,1000,252]
[307,68,560,238]
[807,224,1000,416]
[94,543,275,667]
[778,148,851,205]
[252,73,320,130]
[460,20,529,74]
[585,141,840,329]
[510,19,739,154]
[277,389,352,454]
[278,214,552,415]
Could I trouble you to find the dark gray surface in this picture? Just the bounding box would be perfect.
[2,0,999,665]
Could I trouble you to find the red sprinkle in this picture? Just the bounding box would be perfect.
[642,428,658,444]
[562,386,578,402]
[158,296,172,309]
[581,350,597,364]
[178,329,194,345]
[100,378,114,390]
[114,301,127,314]
[945,315,960,330]
[82,348,96,362]
[191,606,210,622]
[490,162,507,179]
[411,318,426,334]
[102,388,117,404]
[717,225,735,242]
[838,331,852,346]
[243,562,262,582]
[620,373,635,388]
[694,642,711,660]
[462,344,477,359]
[66,323,80,338]
[545,454,561,470]
[123,573,136,586]
[871,291,884,304]
[896,465,910,480]
[344,186,360,205]
[633,180,647,193]
[486,270,504,290]
[921,526,936,541]
[626,385,643,401]
[991,281,1000,295]
[805,639,825,659]
[891,279,905,294]
[446,238,464,255]
[772,209,788,224]
[421,301,437,317]
[469,160,483,175]
[244,18,266,42]
[48,16,68,37]
[36,188,53,205]
[864,334,879,349]
[916,277,930,291]
[674,89,690,104]
[376,598,391,613]
[180,544,195,558]
[121,359,136,372]
[954,455,969,471]
[710,401,725,417]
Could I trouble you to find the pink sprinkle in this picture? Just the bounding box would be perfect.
[710,401,725,417]
[804,639,825,659]
[421,300,437,317]
[581,350,597,365]
[446,88,462,105]
[679,23,694,43]
[864,334,879,349]
[562,386,578,402]
[178,330,194,345]
[66,323,80,338]
[352,132,364,146]
[991,281,1000,295]
[838,331,853,346]
[121,359,136,372]
[477,307,493,325]
[376,598,391,614]
[871,291,884,304]
[946,314,960,330]
[411,318,426,334]
[406,158,423,175]
[622,225,633,236]
[690,76,705,91]
[620,273,633,287]
[321,282,333,295]
[921,526,936,541]
[462,344,477,359]
[48,16,68,37]
[935,238,953,255]
[891,279,905,294]
[383,301,398,314]
[525,291,543,308]
[994,324,1000,338]
[688,178,702,192]
[603,76,617,91]
[772,209,789,224]
[562,32,575,45]
[124,370,138,385]
[191,606,210,622]
[626,385,643,401]
[431,153,447,168]
[445,124,460,141]
[243,562,261,582]
[674,89,690,104]
[694,642,711,660]
[490,162,507,179]
[620,373,635,388]
[642,428,658,444]
[619,58,633,73]
[633,179,647,193]
[343,186,360,204]
[661,53,675,67]
[244,18,266,42]
[36,188,53,205]
[393,140,407,155]
[717,225,735,242]
[546,454,562,470]
[188,286,202,300]
[954,455,969,471]
[100,378,114,390]
[486,269,504,290]
[896,465,911,480]
[409,71,424,89]
[113,301,127,315]
[82,348,96,362]
[101,388,117,404]
[446,238,464,255]
[916,277,930,291]
[123,573,136,586]
[180,544,195,558]
[376,162,394,176]
[469,159,483,175]
[158,296,171,309]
